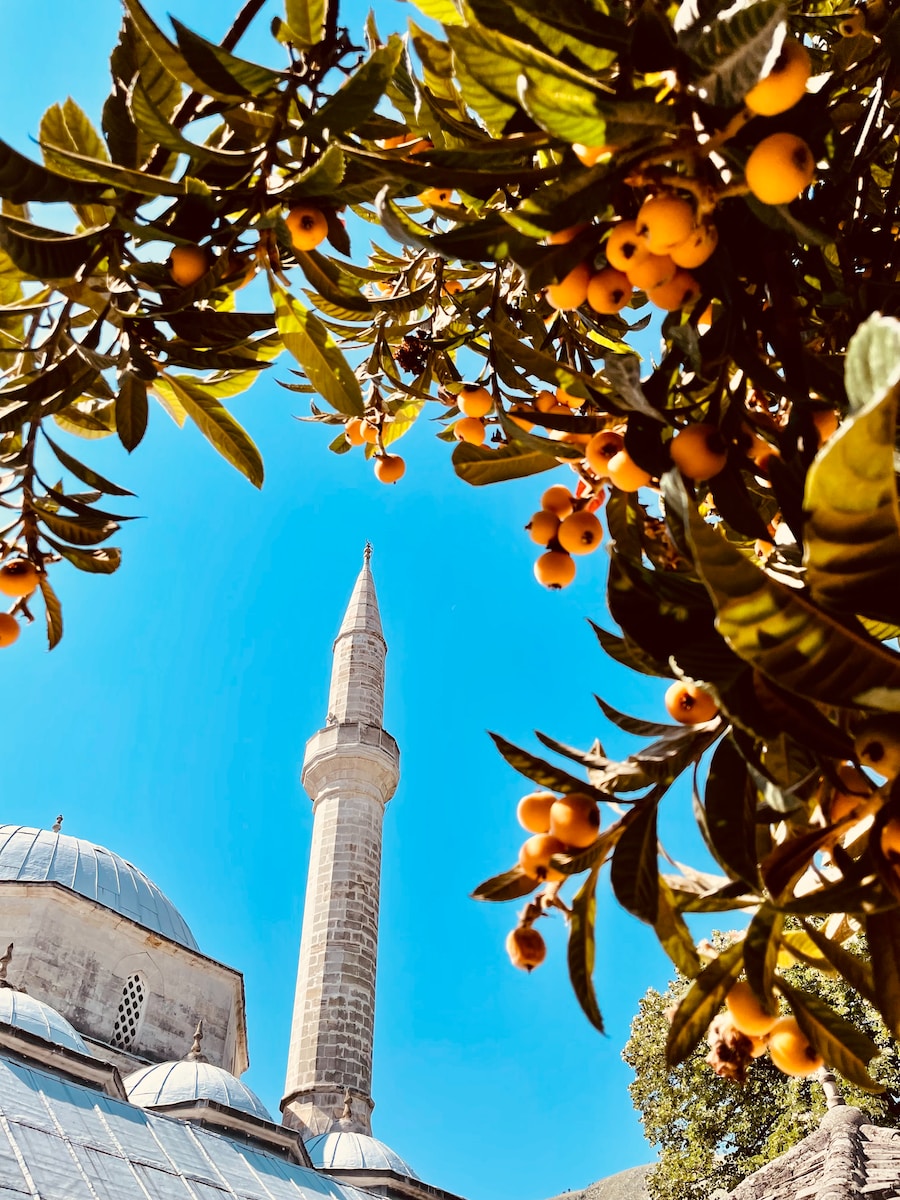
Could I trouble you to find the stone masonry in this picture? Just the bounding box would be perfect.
[282,553,400,1137]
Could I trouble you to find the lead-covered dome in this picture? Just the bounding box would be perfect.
[0,989,91,1055]
[124,1061,273,1122]
[0,826,198,951]
[306,1131,419,1179]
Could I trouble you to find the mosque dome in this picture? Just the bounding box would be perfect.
[0,826,198,951]
[305,1130,420,1179]
[0,989,91,1055]
[124,1060,273,1122]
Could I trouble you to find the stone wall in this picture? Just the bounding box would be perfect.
[0,882,248,1075]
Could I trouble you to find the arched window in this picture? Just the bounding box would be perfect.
[110,973,146,1050]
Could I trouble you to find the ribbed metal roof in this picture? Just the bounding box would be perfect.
[0,1055,371,1200]
[125,1060,273,1122]
[0,826,199,951]
[306,1130,420,1178]
[0,989,91,1055]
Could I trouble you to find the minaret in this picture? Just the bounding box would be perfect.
[282,546,400,1137]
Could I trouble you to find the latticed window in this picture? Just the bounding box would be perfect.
[110,973,146,1050]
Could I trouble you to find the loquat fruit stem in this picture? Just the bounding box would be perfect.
[698,107,755,157]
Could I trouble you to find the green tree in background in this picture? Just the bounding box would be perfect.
[2,0,900,1090]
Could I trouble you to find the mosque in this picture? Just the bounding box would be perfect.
[0,550,888,1200]
[0,550,467,1200]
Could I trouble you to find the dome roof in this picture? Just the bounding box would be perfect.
[124,1060,273,1122]
[306,1130,419,1178]
[0,826,198,951]
[0,989,91,1055]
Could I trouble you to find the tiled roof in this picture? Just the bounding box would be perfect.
[0,1053,370,1200]
[727,1105,900,1199]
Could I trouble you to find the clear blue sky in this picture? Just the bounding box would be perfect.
[0,6,721,1200]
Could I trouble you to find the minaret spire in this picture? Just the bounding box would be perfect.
[282,551,400,1138]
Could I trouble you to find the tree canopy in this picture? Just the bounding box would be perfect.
[2,0,900,1091]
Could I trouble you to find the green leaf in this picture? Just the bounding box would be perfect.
[567,869,605,1032]
[844,311,900,415]
[682,0,787,108]
[171,18,283,97]
[489,731,612,801]
[284,0,327,47]
[470,866,538,902]
[776,979,884,1093]
[866,909,900,1037]
[39,98,110,184]
[39,574,63,650]
[589,620,668,678]
[159,374,264,487]
[743,905,781,1006]
[304,37,404,137]
[452,440,563,485]
[701,736,760,887]
[115,372,149,453]
[123,0,249,102]
[0,137,104,206]
[270,281,364,417]
[518,70,608,145]
[603,354,666,423]
[804,385,900,624]
[0,218,103,282]
[35,143,185,197]
[665,471,900,711]
[610,792,660,923]
[43,435,134,497]
[129,82,259,166]
[45,538,122,575]
[408,0,464,23]
[665,940,744,1067]
[654,878,702,978]
[35,507,118,547]
[594,695,678,738]
[799,922,877,1007]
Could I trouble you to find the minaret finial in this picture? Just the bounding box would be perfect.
[52,815,63,833]
[185,1019,207,1062]
[818,1066,845,1108]
[364,541,372,564]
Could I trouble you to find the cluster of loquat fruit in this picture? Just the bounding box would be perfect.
[546,36,815,319]
[167,203,331,290]
[505,789,602,971]
[705,981,823,1084]
[0,559,40,650]
[168,206,412,490]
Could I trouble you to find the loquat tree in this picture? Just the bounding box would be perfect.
[3,0,900,1094]
[623,933,900,1199]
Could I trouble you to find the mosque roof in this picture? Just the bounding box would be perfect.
[124,1060,273,1122]
[0,1054,370,1200]
[306,1129,420,1178]
[0,989,91,1055]
[726,1104,900,1199]
[0,825,199,951]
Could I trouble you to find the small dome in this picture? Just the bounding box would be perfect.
[0,826,198,951]
[124,1061,273,1122]
[0,989,91,1055]
[306,1130,419,1179]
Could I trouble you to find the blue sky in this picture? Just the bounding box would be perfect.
[0,6,721,1199]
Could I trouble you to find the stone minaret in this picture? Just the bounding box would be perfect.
[282,546,400,1137]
